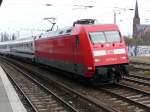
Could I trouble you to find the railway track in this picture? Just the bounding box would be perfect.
[0,57,117,112]
[120,61,150,93]
[127,61,150,86]
[0,56,149,112]
[0,60,77,112]
[130,61,150,72]
[123,75,150,86]
[98,84,150,111]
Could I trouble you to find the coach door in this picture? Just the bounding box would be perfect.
[73,35,80,73]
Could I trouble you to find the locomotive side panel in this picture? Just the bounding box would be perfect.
[35,35,88,76]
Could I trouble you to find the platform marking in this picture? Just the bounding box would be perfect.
[0,67,27,112]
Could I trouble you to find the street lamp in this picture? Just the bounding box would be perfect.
[113,10,121,24]
[113,7,134,24]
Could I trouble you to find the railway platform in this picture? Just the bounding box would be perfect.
[0,66,27,112]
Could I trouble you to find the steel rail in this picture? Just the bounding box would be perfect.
[0,59,78,112]
[123,76,150,87]
[99,84,150,111]
[128,74,150,81]
[131,61,150,65]
[130,61,150,71]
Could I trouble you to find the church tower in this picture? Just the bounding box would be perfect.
[133,0,140,38]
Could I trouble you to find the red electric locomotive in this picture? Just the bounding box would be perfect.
[35,19,129,84]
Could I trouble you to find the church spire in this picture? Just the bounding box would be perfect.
[133,0,140,38]
[134,0,140,18]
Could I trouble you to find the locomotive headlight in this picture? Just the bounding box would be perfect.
[88,67,93,70]
[121,56,126,59]
[94,58,101,62]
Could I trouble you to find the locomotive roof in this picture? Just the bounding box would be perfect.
[36,24,119,39]
[38,27,73,39]
[80,24,119,30]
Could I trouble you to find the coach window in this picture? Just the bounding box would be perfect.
[22,44,24,48]
[31,43,33,47]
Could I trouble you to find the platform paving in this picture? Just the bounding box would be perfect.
[0,66,27,112]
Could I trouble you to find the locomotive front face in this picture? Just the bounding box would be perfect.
[88,30,129,66]
[82,25,129,83]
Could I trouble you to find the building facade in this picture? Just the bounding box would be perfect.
[133,0,150,39]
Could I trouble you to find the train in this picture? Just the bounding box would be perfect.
[0,19,129,84]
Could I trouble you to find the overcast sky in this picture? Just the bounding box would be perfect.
[0,0,150,36]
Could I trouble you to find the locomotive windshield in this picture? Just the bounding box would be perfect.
[89,31,121,44]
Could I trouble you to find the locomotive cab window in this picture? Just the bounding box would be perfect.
[89,32,106,44]
[89,31,121,44]
[105,31,121,43]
